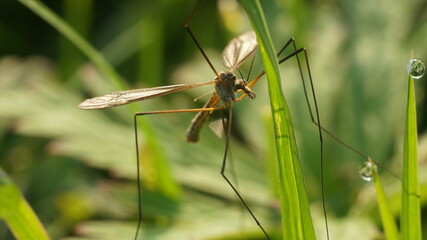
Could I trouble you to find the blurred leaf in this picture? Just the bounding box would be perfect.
[16,0,123,89]
[0,168,51,240]
[372,162,399,240]
[59,0,93,84]
[0,55,273,239]
[16,0,180,200]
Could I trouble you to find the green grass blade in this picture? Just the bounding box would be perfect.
[263,112,280,198]
[58,0,93,84]
[401,71,422,240]
[17,0,124,90]
[371,163,399,240]
[240,1,316,239]
[0,168,51,240]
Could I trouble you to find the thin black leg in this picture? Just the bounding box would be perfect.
[220,107,272,240]
[184,0,222,81]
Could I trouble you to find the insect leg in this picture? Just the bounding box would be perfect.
[284,41,329,240]
[184,0,222,81]
[236,38,329,239]
[133,105,226,240]
[220,107,272,240]
[279,39,398,239]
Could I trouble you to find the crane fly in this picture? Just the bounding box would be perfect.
[78,31,258,112]
[77,30,322,239]
[186,30,258,142]
[78,30,272,239]
[78,1,398,239]
[77,3,327,237]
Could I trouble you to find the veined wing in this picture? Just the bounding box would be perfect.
[222,31,258,72]
[78,81,214,110]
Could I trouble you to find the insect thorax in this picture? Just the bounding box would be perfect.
[214,71,238,105]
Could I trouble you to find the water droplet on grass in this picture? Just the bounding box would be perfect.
[407,58,425,79]
[359,161,376,182]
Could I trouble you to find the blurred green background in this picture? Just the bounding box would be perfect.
[0,0,426,239]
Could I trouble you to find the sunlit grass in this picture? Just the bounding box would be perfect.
[241,1,316,239]
[401,58,422,240]
[0,169,50,240]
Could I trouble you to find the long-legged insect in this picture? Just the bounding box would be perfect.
[78,1,393,240]
[77,34,323,240]
[78,29,266,239]
[77,8,315,240]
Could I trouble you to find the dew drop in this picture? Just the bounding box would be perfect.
[358,161,377,182]
[407,58,425,79]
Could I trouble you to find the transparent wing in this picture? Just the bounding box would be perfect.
[78,82,213,110]
[222,31,258,72]
[209,119,226,139]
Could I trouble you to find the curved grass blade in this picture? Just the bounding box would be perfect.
[239,1,316,239]
[0,168,51,240]
[16,0,123,90]
[371,162,399,240]
[401,60,422,240]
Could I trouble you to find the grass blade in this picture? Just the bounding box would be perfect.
[371,162,399,240]
[240,1,316,239]
[401,58,422,240]
[0,168,51,240]
[17,0,124,90]
[58,0,94,83]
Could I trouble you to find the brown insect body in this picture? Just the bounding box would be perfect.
[78,31,258,144]
[185,31,258,142]
[214,71,238,105]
